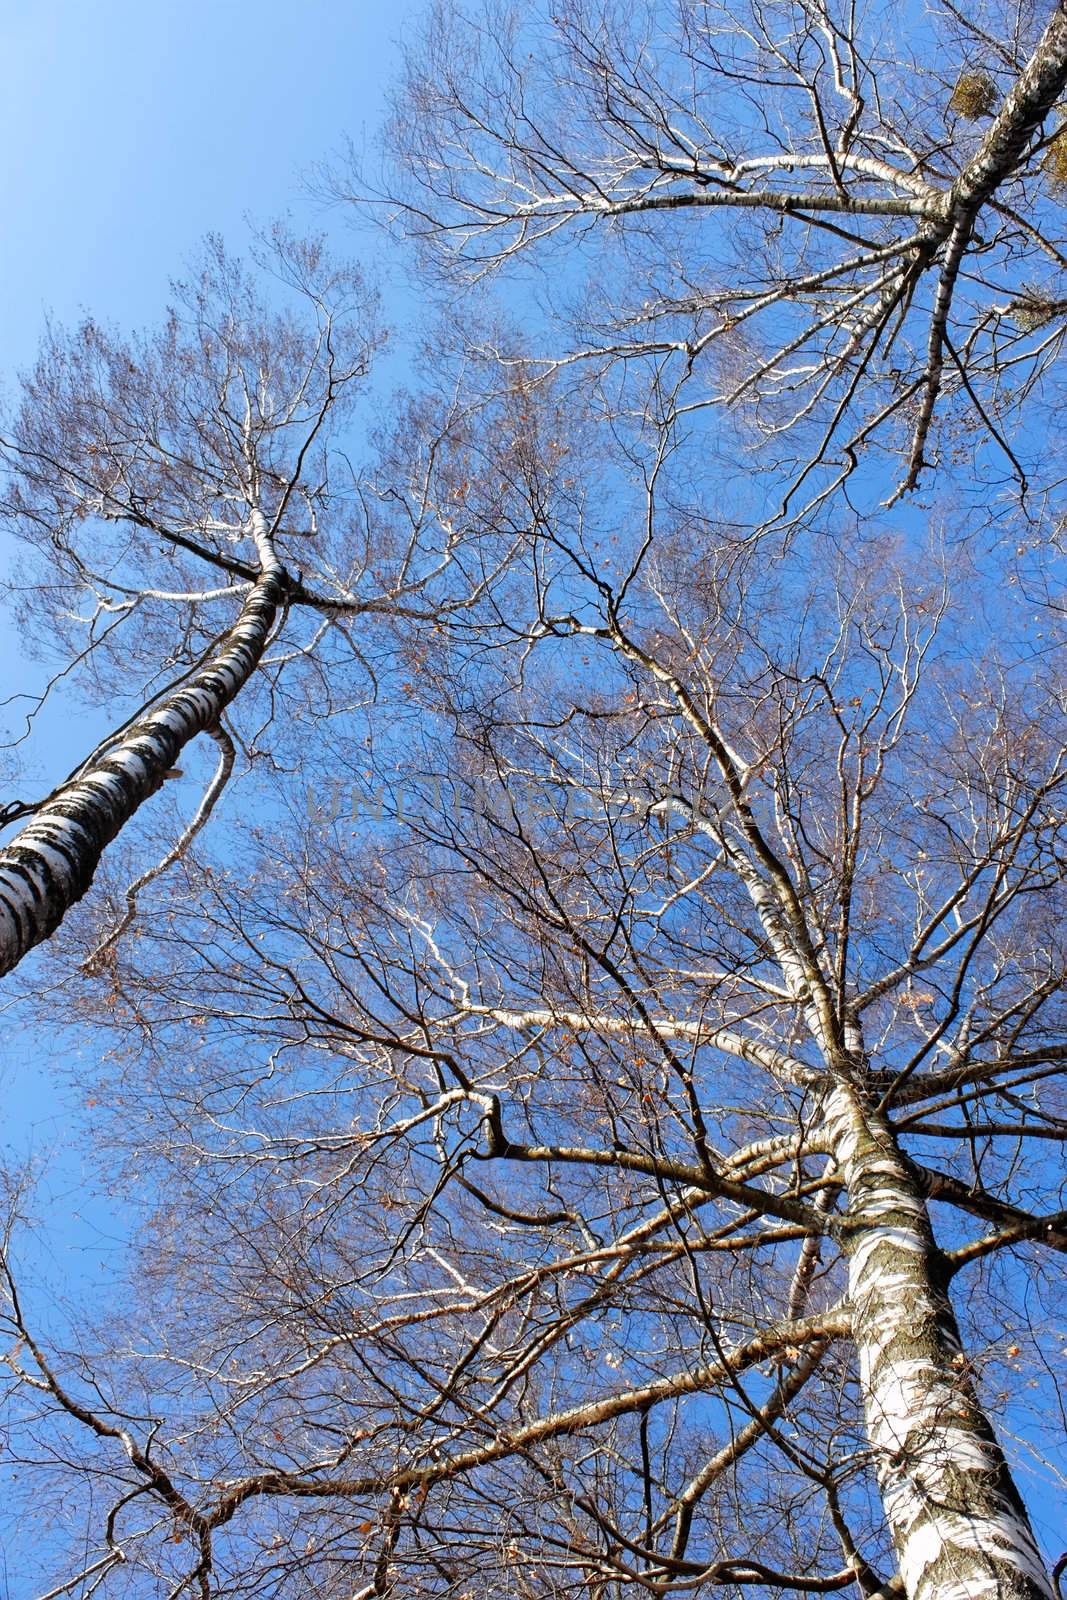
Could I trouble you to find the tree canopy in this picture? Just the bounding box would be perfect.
[1,5,1065,1600]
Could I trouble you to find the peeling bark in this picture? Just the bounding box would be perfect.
[0,522,284,978]
[826,1085,1054,1600]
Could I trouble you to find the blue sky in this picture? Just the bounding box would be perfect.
[1,0,403,370]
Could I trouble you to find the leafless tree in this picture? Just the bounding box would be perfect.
[364,0,1067,524]
[0,233,506,978]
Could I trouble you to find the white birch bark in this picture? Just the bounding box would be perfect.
[944,3,1067,222]
[826,1085,1055,1600]
[0,516,283,977]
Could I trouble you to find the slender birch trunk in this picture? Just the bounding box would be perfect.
[0,517,284,978]
[825,1085,1054,1600]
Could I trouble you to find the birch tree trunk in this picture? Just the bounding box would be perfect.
[0,516,283,977]
[825,1085,1055,1600]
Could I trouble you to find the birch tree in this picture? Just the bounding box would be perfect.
[0,234,499,979]
[0,236,363,975]
[368,0,1067,524]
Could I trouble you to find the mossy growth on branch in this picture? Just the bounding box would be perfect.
[1007,288,1067,329]
[949,70,998,120]
[1043,114,1067,189]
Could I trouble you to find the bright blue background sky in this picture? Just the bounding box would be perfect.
[0,0,408,1341]
[1,0,402,371]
